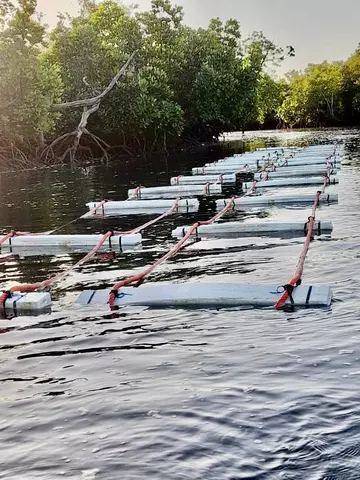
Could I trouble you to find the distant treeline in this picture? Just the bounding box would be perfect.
[0,0,358,167]
[258,53,360,130]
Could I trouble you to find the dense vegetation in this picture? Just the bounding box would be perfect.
[0,0,293,165]
[0,0,359,168]
[272,55,360,128]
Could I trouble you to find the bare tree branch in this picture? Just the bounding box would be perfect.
[52,52,136,111]
[46,52,136,164]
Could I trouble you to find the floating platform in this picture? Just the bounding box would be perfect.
[170,173,237,186]
[209,155,340,167]
[0,233,142,248]
[4,292,52,314]
[254,168,338,179]
[128,184,222,200]
[192,164,340,176]
[214,158,341,169]
[216,193,338,208]
[172,220,333,238]
[78,283,332,308]
[256,147,300,151]
[84,199,200,216]
[242,176,339,191]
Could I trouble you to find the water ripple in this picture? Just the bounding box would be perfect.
[1,129,360,479]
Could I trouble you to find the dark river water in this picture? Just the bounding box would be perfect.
[0,128,360,479]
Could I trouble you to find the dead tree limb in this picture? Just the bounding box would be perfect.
[48,52,136,164]
[52,52,136,111]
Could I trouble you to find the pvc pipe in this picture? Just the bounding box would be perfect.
[194,163,341,176]
[0,245,139,256]
[254,168,338,179]
[85,199,200,216]
[279,163,341,171]
[78,283,332,308]
[242,176,339,190]
[192,166,253,175]
[172,220,333,237]
[216,193,338,208]
[0,233,142,247]
[128,184,222,199]
[212,157,341,167]
[170,174,237,186]
[256,147,303,151]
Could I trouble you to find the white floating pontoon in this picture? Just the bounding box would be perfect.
[128,184,222,200]
[192,166,254,175]
[0,234,142,248]
[170,173,237,186]
[84,199,200,216]
[215,158,341,168]
[209,154,340,166]
[242,176,339,190]
[193,163,340,176]
[216,193,338,208]
[193,164,338,176]
[254,168,339,179]
[172,220,333,238]
[4,292,52,313]
[256,147,302,152]
[78,283,332,308]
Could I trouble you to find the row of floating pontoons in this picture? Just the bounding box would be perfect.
[82,144,340,310]
[0,143,341,312]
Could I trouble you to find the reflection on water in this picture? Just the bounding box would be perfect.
[0,128,360,479]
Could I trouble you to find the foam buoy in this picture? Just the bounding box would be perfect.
[78,283,332,308]
[172,220,333,237]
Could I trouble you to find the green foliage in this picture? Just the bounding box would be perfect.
[0,0,292,160]
[0,0,63,143]
[280,61,344,127]
[256,75,287,124]
[342,46,360,123]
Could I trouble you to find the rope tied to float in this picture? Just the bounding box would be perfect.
[109,197,236,309]
[0,230,16,247]
[1,198,183,306]
[174,175,182,185]
[131,186,143,200]
[245,170,269,196]
[202,183,210,195]
[87,199,108,217]
[0,230,116,308]
[274,190,321,309]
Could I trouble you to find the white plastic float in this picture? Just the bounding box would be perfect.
[84,199,200,216]
[0,234,142,248]
[256,146,302,151]
[191,166,253,175]
[170,174,237,186]
[78,283,332,308]
[192,165,339,176]
[207,157,341,168]
[128,184,222,200]
[172,220,333,238]
[216,193,338,208]
[4,292,52,313]
[242,176,339,190]
[194,163,341,176]
[254,168,339,179]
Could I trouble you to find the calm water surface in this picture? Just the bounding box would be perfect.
[0,129,360,479]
